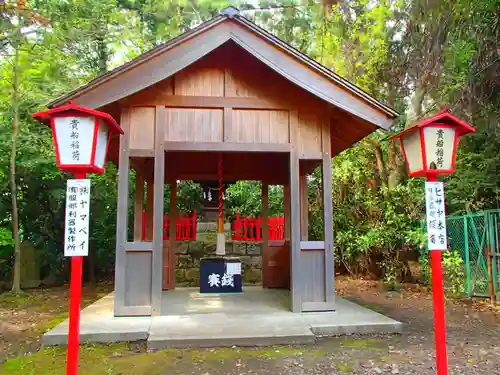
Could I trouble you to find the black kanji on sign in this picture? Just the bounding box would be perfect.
[79,186,89,194]
[70,119,79,130]
[430,234,436,244]
[69,194,77,201]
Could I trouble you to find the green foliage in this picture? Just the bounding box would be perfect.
[442,250,466,297]
[419,249,466,298]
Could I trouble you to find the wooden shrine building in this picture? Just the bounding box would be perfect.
[48,7,397,316]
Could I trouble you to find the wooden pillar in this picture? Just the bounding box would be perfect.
[114,108,130,316]
[152,105,165,315]
[262,181,269,257]
[322,121,335,303]
[146,180,154,241]
[284,184,291,240]
[299,173,308,241]
[133,173,144,241]
[165,181,177,290]
[289,151,301,312]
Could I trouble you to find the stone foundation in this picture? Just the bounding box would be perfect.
[174,241,262,287]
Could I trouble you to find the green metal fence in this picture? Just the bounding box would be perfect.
[446,209,500,297]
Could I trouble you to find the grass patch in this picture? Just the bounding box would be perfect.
[0,294,44,309]
[35,312,68,334]
[341,338,384,351]
[359,303,385,313]
[335,361,354,373]
[0,344,329,375]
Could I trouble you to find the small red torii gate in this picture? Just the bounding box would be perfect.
[232,213,285,241]
[141,211,197,241]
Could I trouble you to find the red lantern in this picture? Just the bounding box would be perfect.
[392,110,475,177]
[33,102,123,174]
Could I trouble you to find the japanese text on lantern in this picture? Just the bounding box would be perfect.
[64,179,91,256]
[70,118,80,162]
[435,129,444,168]
[425,181,447,250]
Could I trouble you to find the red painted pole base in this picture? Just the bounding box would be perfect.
[66,255,83,375]
[431,250,449,375]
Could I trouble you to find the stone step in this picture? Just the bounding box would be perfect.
[147,313,315,350]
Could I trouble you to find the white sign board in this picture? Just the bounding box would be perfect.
[226,262,241,276]
[54,116,95,165]
[64,179,91,256]
[425,181,447,250]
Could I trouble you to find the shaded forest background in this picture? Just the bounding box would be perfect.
[0,0,498,289]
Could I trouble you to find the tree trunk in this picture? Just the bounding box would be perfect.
[373,143,388,189]
[10,36,22,294]
[97,24,107,75]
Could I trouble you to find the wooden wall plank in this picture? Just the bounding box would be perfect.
[165,108,223,143]
[229,109,289,144]
[296,111,323,154]
[223,107,232,142]
[129,107,155,151]
[175,67,224,96]
[124,251,152,307]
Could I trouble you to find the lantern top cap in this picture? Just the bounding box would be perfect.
[33,102,123,134]
[391,109,475,139]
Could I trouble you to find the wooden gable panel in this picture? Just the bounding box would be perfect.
[174,67,224,96]
[165,108,223,142]
[229,109,289,144]
[129,107,155,150]
[296,111,323,154]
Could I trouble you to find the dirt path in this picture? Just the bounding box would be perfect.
[0,283,112,363]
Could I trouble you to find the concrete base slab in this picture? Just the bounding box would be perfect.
[42,294,151,346]
[42,288,402,348]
